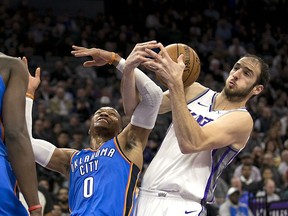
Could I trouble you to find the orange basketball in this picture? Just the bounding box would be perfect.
[157,43,201,87]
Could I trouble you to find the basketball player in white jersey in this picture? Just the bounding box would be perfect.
[71,41,270,216]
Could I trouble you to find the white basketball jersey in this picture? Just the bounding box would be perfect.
[141,88,247,203]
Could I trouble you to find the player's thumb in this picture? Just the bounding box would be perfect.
[177,54,185,66]
[35,67,41,79]
[83,61,95,67]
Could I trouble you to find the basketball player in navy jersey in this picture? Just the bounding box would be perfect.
[24,41,163,215]
[71,41,270,216]
[0,54,42,215]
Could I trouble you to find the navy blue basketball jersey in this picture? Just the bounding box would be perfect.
[69,136,140,216]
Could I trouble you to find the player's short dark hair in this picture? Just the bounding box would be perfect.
[244,54,270,87]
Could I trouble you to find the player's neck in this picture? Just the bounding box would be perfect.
[214,92,246,110]
[90,137,108,149]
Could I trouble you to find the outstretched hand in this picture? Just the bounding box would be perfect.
[71,45,114,67]
[124,40,158,72]
[21,57,41,95]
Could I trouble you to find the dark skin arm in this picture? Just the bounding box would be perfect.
[0,54,41,215]
[25,59,75,178]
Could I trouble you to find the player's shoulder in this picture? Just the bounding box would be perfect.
[0,53,17,61]
[185,82,208,100]
[0,53,22,71]
[219,110,253,132]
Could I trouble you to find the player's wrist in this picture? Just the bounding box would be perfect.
[26,92,35,100]
[111,53,121,67]
[28,204,42,213]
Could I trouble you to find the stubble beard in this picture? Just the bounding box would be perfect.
[223,83,255,102]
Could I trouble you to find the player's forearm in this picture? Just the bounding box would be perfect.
[168,82,204,153]
[26,97,56,167]
[5,133,40,207]
[121,65,139,116]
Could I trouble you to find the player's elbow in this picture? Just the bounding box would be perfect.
[178,136,208,154]
[123,106,135,117]
[178,139,198,154]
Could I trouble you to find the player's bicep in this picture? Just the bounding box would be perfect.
[201,111,253,150]
[118,124,151,168]
[46,148,75,177]
[159,82,207,114]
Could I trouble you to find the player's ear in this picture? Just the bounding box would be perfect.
[253,84,264,96]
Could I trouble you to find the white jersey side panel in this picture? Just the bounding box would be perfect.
[141,88,246,203]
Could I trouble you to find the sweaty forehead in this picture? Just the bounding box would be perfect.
[96,107,120,116]
[238,57,261,74]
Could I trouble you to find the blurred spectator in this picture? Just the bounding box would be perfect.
[56,187,69,216]
[278,150,288,177]
[239,164,259,195]
[36,78,54,106]
[51,204,63,216]
[228,37,247,61]
[261,152,283,188]
[233,153,262,182]
[230,176,250,208]
[280,171,288,200]
[254,106,274,136]
[49,60,72,85]
[280,111,288,141]
[55,130,71,148]
[251,146,264,169]
[219,187,253,216]
[49,86,73,118]
[256,179,280,203]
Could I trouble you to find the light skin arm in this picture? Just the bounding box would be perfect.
[143,43,253,153]
[71,43,159,116]
[24,58,75,177]
[118,41,161,168]
[0,55,41,215]
[121,41,160,115]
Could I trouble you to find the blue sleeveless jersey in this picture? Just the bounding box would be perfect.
[69,137,140,216]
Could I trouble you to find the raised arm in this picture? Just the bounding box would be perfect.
[121,41,163,130]
[0,55,41,215]
[23,58,75,178]
[118,42,163,168]
[71,41,161,116]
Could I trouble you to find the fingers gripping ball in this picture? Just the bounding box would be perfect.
[157,43,201,87]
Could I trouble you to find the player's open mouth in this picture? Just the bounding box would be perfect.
[97,118,109,123]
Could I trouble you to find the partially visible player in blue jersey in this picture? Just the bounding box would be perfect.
[0,54,42,215]
[24,41,163,216]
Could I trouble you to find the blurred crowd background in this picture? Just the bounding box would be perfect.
[1,0,288,215]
